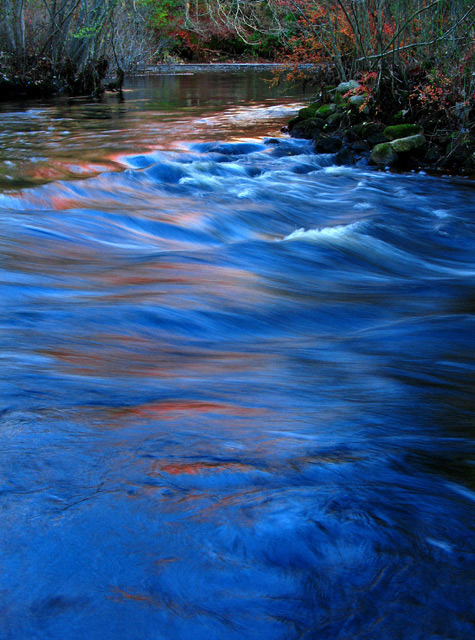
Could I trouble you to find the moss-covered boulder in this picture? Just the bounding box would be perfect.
[390,134,426,153]
[287,116,301,132]
[325,112,346,128]
[370,143,398,166]
[298,106,317,120]
[291,117,325,139]
[316,103,337,117]
[384,124,423,141]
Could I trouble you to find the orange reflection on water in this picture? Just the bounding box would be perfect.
[111,399,265,420]
[152,460,253,476]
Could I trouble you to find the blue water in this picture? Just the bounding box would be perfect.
[1,69,474,640]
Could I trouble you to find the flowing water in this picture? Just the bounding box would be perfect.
[1,67,474,640]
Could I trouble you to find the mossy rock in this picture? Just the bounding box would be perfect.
[316,103,337,117]
[291,117,325,139]
[363,123,385,138]
[287,116,301,131]
[298,106,317,120]
[384,124,423,141]
[331,91,344,105]
[390,134,426,153]
[349,95,366,109]
[325,112,345,127]
[351,122,384,140]
[336,80,360,94]
[370,143,398,166]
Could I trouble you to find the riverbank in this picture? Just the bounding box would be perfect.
[283,78,475,176]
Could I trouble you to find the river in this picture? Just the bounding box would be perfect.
[1,67,474,640]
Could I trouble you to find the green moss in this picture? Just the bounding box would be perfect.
[325,112,345,128]
[287,116,301,131]
[351,122,384,140]
[370,143,398,166]
[384,124,423,141]
[291,117,325,139]
[298,106,317,120]
[316,103,337,117]
[332,91,344,105]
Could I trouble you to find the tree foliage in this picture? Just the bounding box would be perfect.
[0,0,155,96]
[1,0,474,103]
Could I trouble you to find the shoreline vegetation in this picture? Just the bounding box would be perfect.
[1,1,474,173]
[283,76,475,175]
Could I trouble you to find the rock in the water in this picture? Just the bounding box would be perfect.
[291,117,325,139]
[390,134,426,153]
[336,80,360,94]
[370,143,398,166]
[314,135,343,154]
[336,149,355,165]
[384,124,423,141]
[287,116,301,131]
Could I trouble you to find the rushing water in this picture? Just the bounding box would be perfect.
[1,68,474,640]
